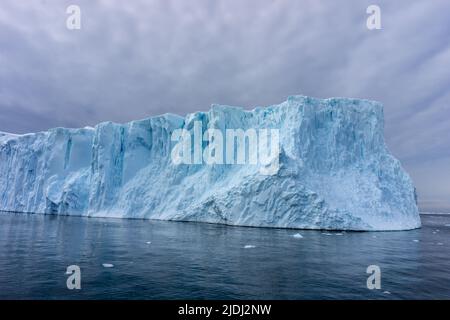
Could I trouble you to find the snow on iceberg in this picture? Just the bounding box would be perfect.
[0,95,421,231]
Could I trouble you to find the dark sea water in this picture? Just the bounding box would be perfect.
[0,212,449,300]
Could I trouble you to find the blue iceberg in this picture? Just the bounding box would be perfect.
[0,96,420,230]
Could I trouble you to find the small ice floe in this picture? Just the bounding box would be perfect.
[102,263,114,268]
[432,231,437,234]
[293,233,303,239]
[445,224,450,227]
[322,233,333,236]
[244,245,256,249]
[334,233,343,236]
[383,291,391,295]
[146,241,152,244]
[413,240,419,243]
[437,242,444,246]
[372,235,377,238]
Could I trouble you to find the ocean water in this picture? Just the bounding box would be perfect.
[0,212,449,300]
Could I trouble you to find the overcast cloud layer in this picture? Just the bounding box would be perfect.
[0,0,449,210]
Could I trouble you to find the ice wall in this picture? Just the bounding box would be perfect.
[0,96,421,230]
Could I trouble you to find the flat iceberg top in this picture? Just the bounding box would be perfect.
[0,95,420,231]
[1,95,381,137]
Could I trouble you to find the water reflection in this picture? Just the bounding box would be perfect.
[0,212,448,299]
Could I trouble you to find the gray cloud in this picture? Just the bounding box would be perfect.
[0,0,449,210]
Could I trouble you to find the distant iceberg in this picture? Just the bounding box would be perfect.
[0,95,421,230]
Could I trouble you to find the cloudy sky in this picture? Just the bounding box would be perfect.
[0,0,449,210]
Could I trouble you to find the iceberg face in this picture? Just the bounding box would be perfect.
[0,96,421,231]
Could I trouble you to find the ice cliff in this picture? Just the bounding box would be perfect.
[0,96,421,230]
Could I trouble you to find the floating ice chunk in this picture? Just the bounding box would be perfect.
[437,242,444,246]
[146,241,151,244]
[322,233,333,236]
[244,245,256,249]
[383,291,391,294]
[293,233,303,239]
[102,263,114,268]
[413,240,419,242]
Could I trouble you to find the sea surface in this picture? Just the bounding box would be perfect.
[0,212,449,299]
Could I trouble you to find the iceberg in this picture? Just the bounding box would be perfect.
[0,95,421,230]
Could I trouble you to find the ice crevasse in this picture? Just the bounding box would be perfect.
[0,95,421,231]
